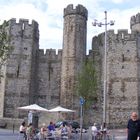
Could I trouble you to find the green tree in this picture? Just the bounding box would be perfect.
[0,20,12,77]
[0,20,12,66]
[76,59,98,109]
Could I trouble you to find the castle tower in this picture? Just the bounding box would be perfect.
[60,4,88,110]
[0,19,39,118]
[130,13,140,33]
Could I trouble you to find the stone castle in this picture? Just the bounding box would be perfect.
[0,4,140,127]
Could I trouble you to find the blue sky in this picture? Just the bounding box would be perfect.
[0,0,140,53]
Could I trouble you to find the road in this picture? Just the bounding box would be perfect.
[110,129,127,140]
[0,128,127,140]
[0,128,19,140]
[0,128,89,140]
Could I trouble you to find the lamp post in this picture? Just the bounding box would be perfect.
[92,11,114,128]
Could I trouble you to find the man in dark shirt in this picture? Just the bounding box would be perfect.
[127,112,140,140]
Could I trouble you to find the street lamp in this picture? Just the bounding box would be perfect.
[92,11,114,128]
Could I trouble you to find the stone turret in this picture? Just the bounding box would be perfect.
[130,13,140,32]
[60,4,88,111]
[64,4,88,20]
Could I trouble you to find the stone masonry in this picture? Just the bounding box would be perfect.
[60,4,88,111]
[0,4,140,128]
[92,12,140,127]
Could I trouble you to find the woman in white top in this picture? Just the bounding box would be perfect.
[19,121,27,140]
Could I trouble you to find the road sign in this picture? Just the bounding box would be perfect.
[80,97,85,105]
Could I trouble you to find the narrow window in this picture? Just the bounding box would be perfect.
[122,54,125,62]
[17,64,20,77]
[122,65,124,69]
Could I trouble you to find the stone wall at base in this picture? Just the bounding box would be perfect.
[0,118,24,130]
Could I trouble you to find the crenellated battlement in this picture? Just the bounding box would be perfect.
[130,13,140,32]
[117,29,128,34]
[45,49,57,57]
[7,18,39,40]
[64,4,88,20]
[106,29,129,36]
[38,49,45,56]
[110,29,136,41]
[94,29,137,46]
[8,18,38,28]
[38,48,62,60]
[130,13,140,27]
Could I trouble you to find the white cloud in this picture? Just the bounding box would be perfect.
[111,0,131,4]
[0,0,140,53]
[111,0,125,4]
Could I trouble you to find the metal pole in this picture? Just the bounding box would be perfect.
[103,11,107,128]
[92,11,114,129]
[80,104,83,140]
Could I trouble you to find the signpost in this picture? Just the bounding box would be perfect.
[80,96,85,140]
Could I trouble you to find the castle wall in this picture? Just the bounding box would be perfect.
[2,18,39,118]
[90,36,105,124]
[1,4,140,129]
[92,29,140,127]
[107,30,139,127]
[136,35,140,117]
[37,49,62,108]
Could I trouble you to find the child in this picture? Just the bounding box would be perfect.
[40,123,47,139]
[26,123,34,140]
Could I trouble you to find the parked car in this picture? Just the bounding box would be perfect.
[55,120,88,133]
[55,120,80,132]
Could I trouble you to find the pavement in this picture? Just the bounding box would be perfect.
[0,128,19,140]
[0,128,127,140]
[87,126,127,140]
[109,129,127,140]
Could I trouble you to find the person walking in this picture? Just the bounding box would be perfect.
[127,112,140,140]
[91,123,98,140]
[19,121,27,140]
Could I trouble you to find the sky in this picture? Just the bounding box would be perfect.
[0,0,140,54]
